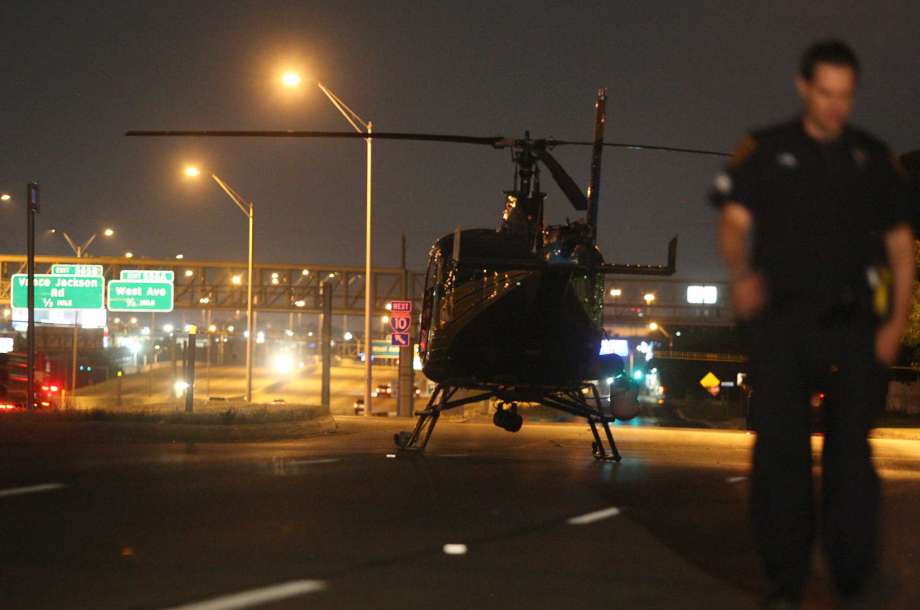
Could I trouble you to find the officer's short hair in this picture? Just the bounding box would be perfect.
[799,40,860,81]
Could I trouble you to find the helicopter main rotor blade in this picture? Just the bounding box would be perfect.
[537,149,589,211]
[551,140,729,158]
[126,130,511,147]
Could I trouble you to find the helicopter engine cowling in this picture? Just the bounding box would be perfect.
[611,383,640,421]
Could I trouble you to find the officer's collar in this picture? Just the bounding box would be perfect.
[796,116,850,146]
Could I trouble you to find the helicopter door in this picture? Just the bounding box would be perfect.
[418,248,443,358]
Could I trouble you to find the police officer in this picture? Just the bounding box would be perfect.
[712,41,915,610]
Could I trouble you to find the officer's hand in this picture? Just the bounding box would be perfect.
[875,321,903,366]
[732,272,766,320]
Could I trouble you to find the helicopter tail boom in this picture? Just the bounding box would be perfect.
[600,236,678,276]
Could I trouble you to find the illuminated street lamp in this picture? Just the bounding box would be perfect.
[609,288,622,297]
[124,251,134,259]
[184,166,255,403]
[0,193,11,202]
[281,71,302,88]
[643,292,656,305]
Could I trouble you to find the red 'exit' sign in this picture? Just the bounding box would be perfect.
[390,300,412,313]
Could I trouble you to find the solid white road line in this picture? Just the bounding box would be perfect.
[162,580,327,610]
[567,506,621,525]
[726,476,748,484]
[0,483,66,499]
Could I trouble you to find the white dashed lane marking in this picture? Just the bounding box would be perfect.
[0,483,66,499]
[567,506,621,525]
[162,579,327,610]
[726,476,748,484]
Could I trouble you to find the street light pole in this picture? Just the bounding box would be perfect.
[210,173,255,403]
[364,121,373,417]
[317,82,374,416]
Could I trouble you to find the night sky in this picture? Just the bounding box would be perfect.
[2,1,918,278]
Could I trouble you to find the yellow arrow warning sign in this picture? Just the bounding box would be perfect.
[699,372,721,389]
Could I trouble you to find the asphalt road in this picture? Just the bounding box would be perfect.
[74,362,398,413]
[1,417,918,609]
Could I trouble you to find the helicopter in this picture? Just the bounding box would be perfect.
[127,88,730,461]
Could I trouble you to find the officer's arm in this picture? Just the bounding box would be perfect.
[718,203,754,280]
[884,224,916,332]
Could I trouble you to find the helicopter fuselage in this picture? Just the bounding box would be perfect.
[418,228,612,392]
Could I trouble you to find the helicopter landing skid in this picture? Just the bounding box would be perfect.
[588,418,622,462]
[394,382,623,462]
[394,385,493,457]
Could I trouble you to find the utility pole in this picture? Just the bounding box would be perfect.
[26,183,39,409]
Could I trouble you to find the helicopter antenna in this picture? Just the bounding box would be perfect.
[585,88,607,244]
[452,226,462,262]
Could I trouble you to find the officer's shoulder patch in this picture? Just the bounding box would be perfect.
[891,153,908,179]
[728,135,758,168]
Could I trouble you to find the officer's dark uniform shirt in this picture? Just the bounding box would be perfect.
[711,119,912,315]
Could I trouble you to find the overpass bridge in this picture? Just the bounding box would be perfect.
[0,254,425,316]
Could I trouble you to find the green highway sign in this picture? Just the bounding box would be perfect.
[120,269,175,282]
[11,274,105,310]
[107,280,174,312]
[51,264,103,277]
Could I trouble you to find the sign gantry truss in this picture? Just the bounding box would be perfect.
[1,255,732,326]
[0,255,425,315]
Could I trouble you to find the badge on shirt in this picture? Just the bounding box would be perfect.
[777,152,798,169]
